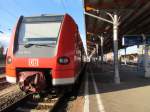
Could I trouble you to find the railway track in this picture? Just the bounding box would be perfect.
[0,81,12,91]
[0,75,66,112]
[0,75,84,112]
[1,92,65,112]
[0,66,5,74]
[0,64,86,112]
[0,75,12,91]
[0,80,84,112]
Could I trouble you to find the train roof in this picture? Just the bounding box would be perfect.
[19,14,74,23]
[21,14,65,23]
[24,14,65,18]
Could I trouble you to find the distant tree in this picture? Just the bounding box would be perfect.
[0,45,4,59]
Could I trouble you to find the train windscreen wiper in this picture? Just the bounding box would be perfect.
[24,43,55,48]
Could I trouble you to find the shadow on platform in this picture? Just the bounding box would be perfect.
[79,62,150,96]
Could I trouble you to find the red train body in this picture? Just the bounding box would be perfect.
[5,14,85,93]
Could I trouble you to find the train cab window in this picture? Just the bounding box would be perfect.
[18,16,63,46]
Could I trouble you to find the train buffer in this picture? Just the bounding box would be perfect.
[80,62,150,112]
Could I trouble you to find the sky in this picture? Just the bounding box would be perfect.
[0,0,138,56]
[0,0,86,53]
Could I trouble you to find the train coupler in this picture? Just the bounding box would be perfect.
[18,71,46,93]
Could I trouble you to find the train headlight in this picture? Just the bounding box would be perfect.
[58,57,70,64]
[7,56,12,64]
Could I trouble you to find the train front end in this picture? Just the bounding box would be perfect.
[5,15,64,93]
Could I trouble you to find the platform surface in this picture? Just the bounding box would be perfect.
[84,63,150,112]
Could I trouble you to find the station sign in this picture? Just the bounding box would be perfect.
[122,35,143,46]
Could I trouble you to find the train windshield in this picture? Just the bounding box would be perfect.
[18,16,63,45]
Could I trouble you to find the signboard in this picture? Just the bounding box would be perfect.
[146,36,150,44]
[122,35,143,46]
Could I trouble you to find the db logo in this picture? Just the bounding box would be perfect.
[28,58,39,67]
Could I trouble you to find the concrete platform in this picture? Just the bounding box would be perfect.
[84,62,150,112]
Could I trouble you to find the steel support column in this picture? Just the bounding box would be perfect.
[142,34,150,78]
[96,44,98,59]
[98,35,104,71]
[113,13,120,84]
[88,48,96,59]
[124,48,127,65]
[100,36,104,64]
[85,11,120,84]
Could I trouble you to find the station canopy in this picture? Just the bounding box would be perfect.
[84,0,150,55]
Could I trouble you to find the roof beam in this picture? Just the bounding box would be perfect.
[123,2,150,28]
[84,12,113,24]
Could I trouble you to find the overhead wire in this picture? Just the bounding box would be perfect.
[13,0,31,15]
[61,0,68,13]
[0,1,18,33]
[0,6,17,19]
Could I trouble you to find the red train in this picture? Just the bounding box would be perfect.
[5,14,86,93]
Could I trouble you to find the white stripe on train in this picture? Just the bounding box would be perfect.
[6,75,17,83]
[6,75,76,85]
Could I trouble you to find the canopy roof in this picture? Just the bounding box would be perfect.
[84,0,150,55]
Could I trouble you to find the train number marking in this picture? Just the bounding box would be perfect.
[28,58,39,67]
